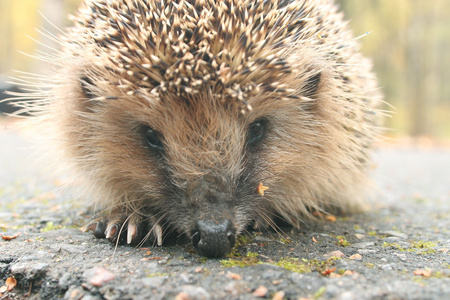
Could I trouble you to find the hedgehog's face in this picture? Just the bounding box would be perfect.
[101,92,285,257]
[72,69,324,257]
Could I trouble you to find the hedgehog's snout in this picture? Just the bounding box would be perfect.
[191,219,236,258]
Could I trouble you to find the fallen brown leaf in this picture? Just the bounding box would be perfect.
[175,292,191,300]
[89,268,115,287]
[343,270,355,276]
[349,253,362,260]
[141,256,163,261]
[257,182,269,196]
[324,250,345,258]
[253,285,268,297]
[321,267,337,275]
[325,215,336,222]
[1,232,21,241]
[226,272,242,280]
[272,290,285,300]
[413,269,432,277]
[5,276,17,292]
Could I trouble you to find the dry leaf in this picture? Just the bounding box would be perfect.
[272,290,285,300]
[413,269,432,277]
[175,292,191,300]
[141,256,163,261]
[226,272,242,280]
[1,233,21,241]
[89,268,116,287]
[325,215,336,222]
[253,285,268,297]
[5,276,17,292]
[343,270,355,276]
[257,182,269,196]
[324,250,345,258]
[349,253,362,260]
[321,267,337,275]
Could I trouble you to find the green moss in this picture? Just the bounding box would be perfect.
[411,240,437,248]
[430,271,450,279]
[41,221,64,232]
[146,272,168,277]
[335,236,351,247]
[337,269,346,275]
[280,237,294,244]
[236,234,254,246]
[412,276,427,285]
[408,241,438,254]
[383,240,438,255]
[314,286,326,299]
[275,258,312,273]
[221,251,339,277]
[198,257,208,263]
[383,241,406,251]
[220,252,261,268]
[274,257,339,275]
[246,251,258,258]
[223,233,256,258]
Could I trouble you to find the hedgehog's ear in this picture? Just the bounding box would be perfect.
[78,75,103,112]
[303,72,321,98]
[80,76,96,98]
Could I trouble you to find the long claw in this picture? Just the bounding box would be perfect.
[84,222,97,232]
[105,224,118,240]
[83,219,107,238]
[127,224,137,244]
[154,224,163,246]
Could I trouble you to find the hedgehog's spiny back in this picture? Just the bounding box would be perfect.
[66,0,356,112]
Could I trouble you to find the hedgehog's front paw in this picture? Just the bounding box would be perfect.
[83,214,163,246]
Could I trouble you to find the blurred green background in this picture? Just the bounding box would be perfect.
[1,0,449,140]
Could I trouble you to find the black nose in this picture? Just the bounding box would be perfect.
[191,220,236,258]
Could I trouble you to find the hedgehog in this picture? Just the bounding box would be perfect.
[11,0,382,258]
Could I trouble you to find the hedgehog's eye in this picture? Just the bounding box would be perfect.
[247,118,267,146]
[145,127,164,151]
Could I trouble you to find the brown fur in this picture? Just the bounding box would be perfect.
[12,0,382,254]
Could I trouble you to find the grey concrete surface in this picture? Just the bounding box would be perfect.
[1,122,449,299]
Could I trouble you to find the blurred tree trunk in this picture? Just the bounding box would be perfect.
[406,1,428,137]
[406,0,444,136]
